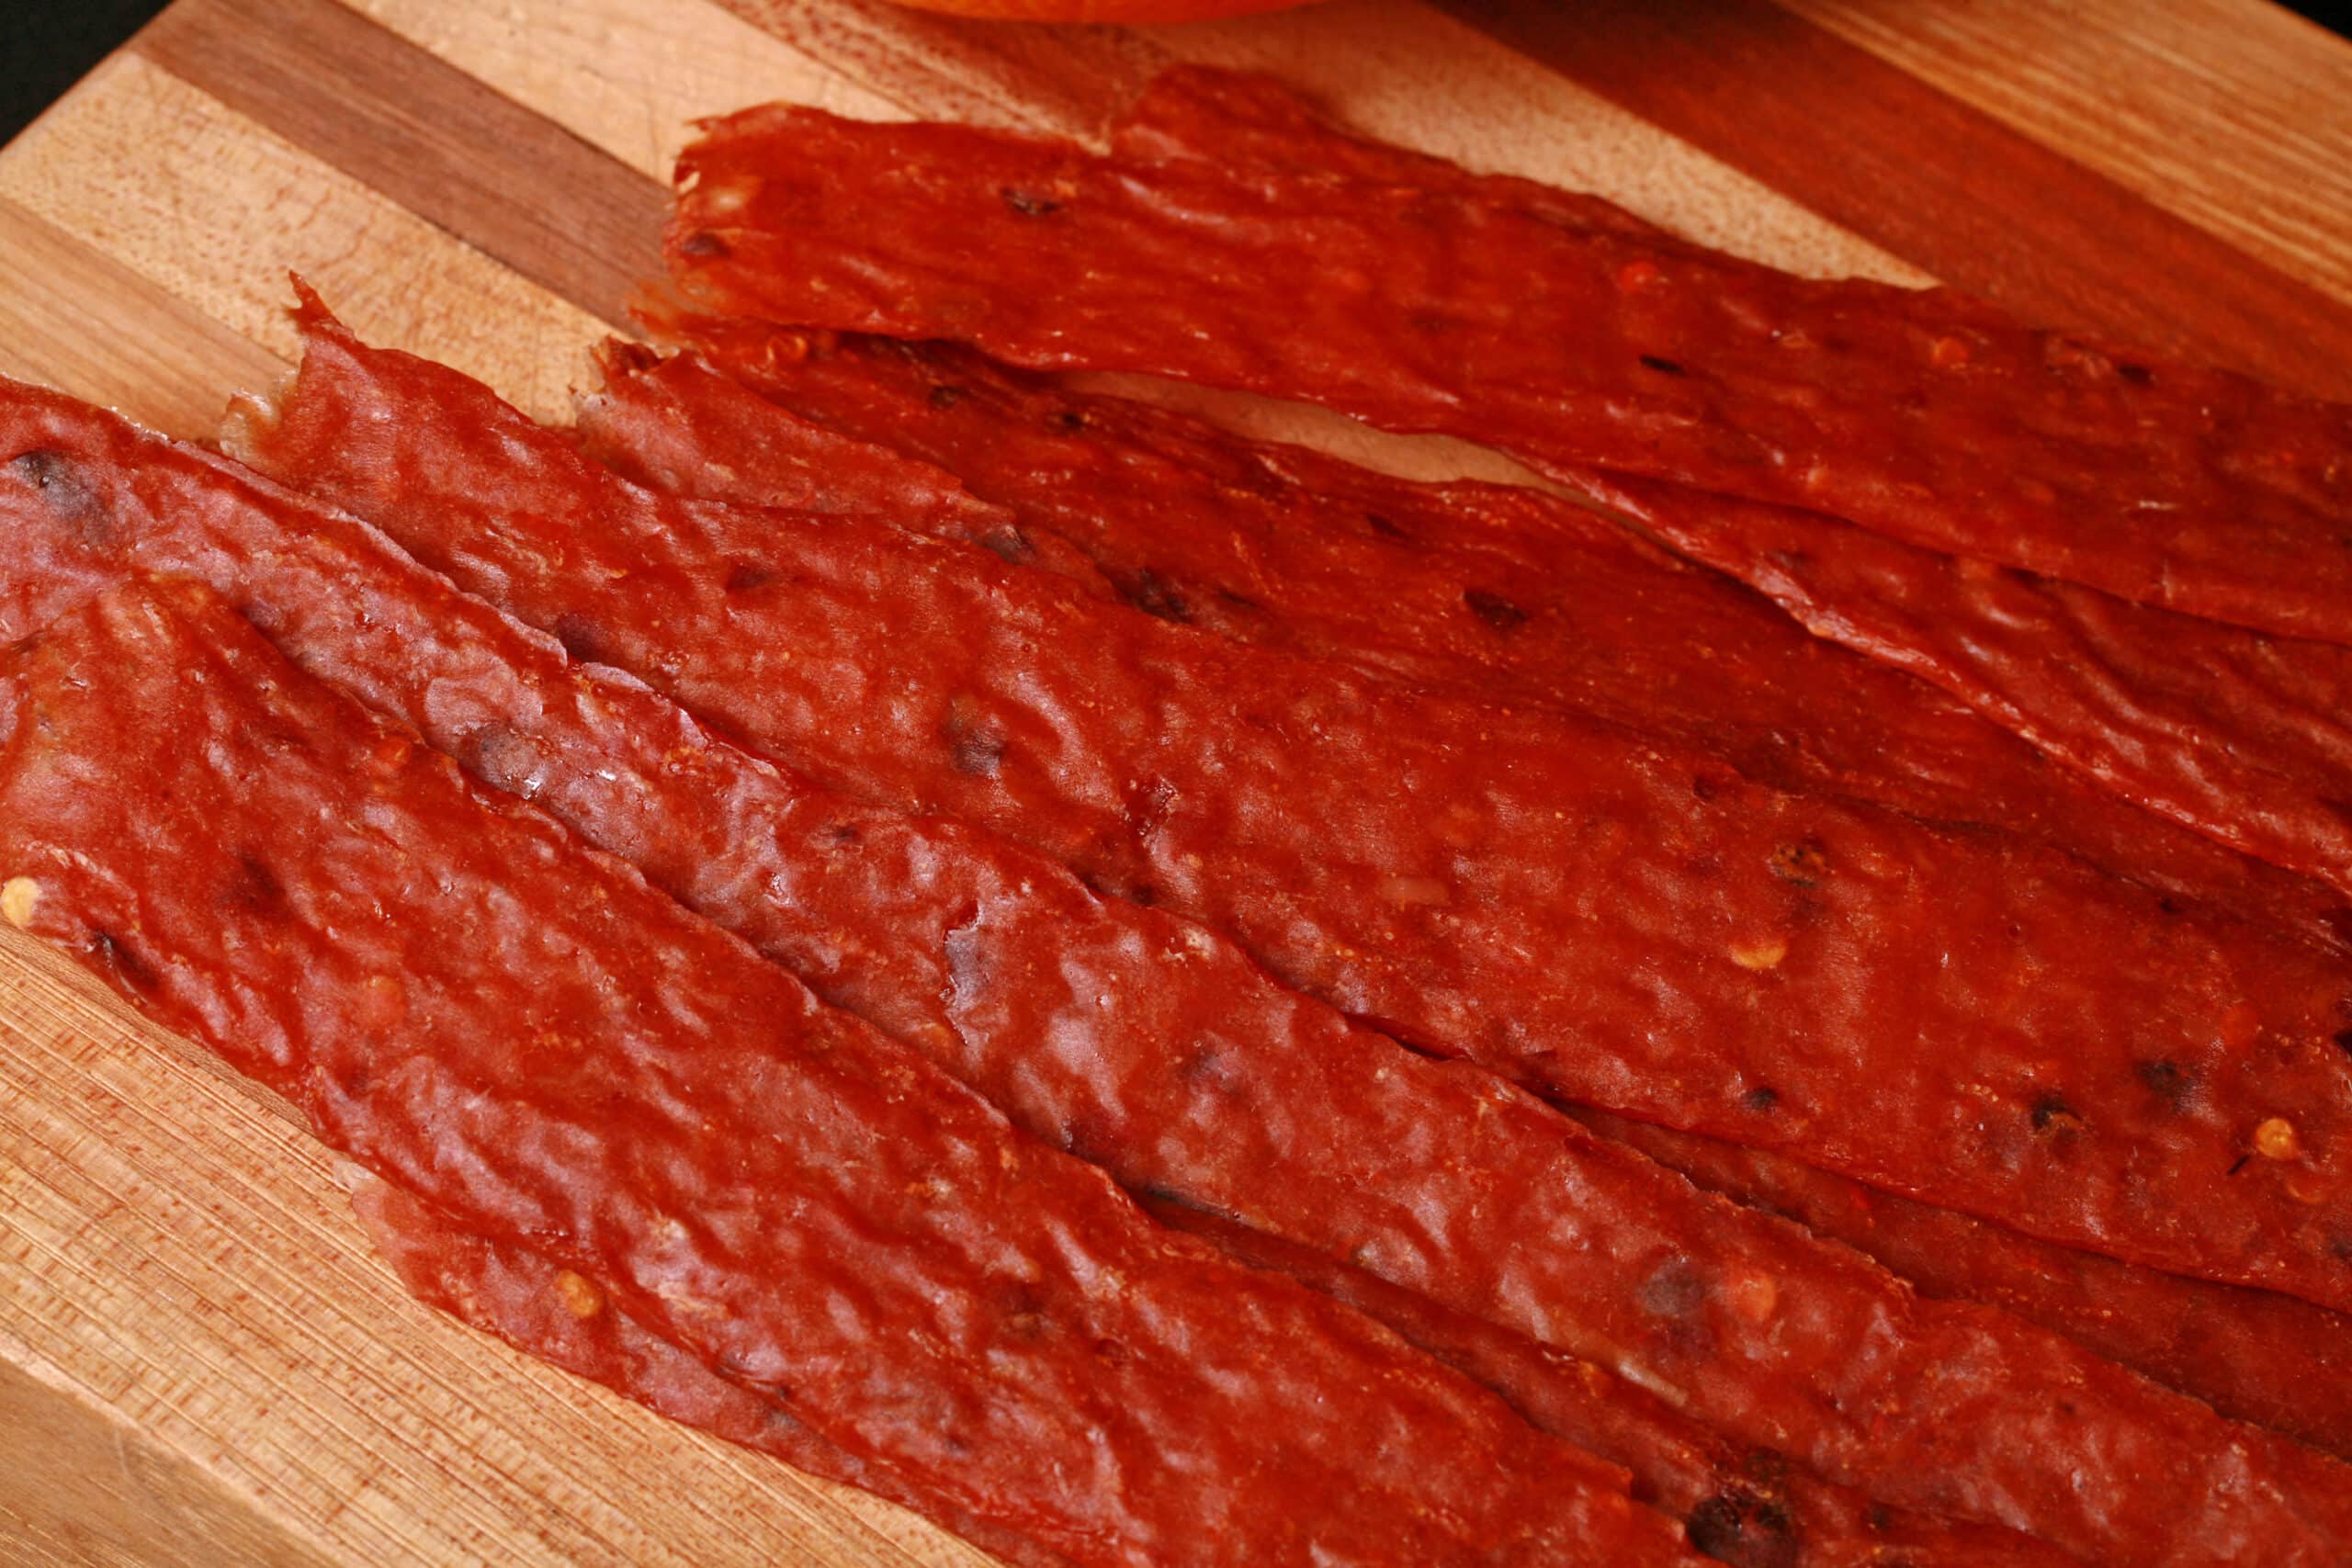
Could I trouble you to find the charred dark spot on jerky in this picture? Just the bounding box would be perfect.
[1685,1492,1798,1568]
[222,851,285,916]
[821,819,862,848]
[2227,1154,2253,1177]
[1464,589,1529,632]
[927,384,965,410]
[2116,362,2154,386]
[463,723,547,797]
[2137,1058,2190,1108]
[677,230,730,258]
[552,612,605,665]
[1691,773,1721,803]
[2030,1094,2084,1140]
[1116,568,1192,625]
[974,526,1037,567]
[2155,895,2184,916]
[1181,1043,1245,1095]
[1136,1182,1222,1219]
[10,449,113,551]
[2335,1027,2352,1059]
[725,562,775,594]
[1639,355,1688,377]
[1046,409,1088,434]
[86,927,158,996]
[1363,512,1411,542]
[1767,842,1827,887]
[1684,1497,1745,1558]
[1743,1086,1780,1112]
[1000,187,1062,218]
[991,1280,1051,1339]
[1865,1506,1895,1532]
[1636,1256,1707,1319]
[945,719,1006,777]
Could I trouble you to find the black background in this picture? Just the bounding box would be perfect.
[3,1,2347,145]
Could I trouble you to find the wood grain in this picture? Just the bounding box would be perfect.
[141,0,664,329]
[1786,0,2352,305]
[1444,0,2352,400]
[0,0,2347,1562]
[0,55,607,424]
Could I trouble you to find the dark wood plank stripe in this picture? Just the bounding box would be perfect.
[0,195,287,437]
[135,0,663,330]
[1440,0,2352,401]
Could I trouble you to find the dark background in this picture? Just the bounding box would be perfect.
[3,0,2347,141]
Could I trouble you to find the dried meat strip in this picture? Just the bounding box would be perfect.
[663,95,2352,648]
[1568,468,2352,900]
[0,576,1678,1568]
[576,328,2352,1456]
[1107,66,1681,245]
[0,371,2109,1562]
[1566,1106,2352,1462]
[1138,1200,2085,1568]
[605,321,2352,953]
[223,306,2352,1320]
[346,1177,1069,1568]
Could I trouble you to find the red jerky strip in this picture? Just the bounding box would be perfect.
[580,330,2352,1455]
[347,1178,1069,1568]
[664,95,2352,648]
[1567,1105,2352,1462]
[1568,467,2352,901]
[229,307,2352,1318]
[577,341,1116,597]
[614,319,2352,955]
[1108,66,1680,243]
[1139,1200,2085,1568]
[0,378,2090,1563]
[0,580,1672,1568]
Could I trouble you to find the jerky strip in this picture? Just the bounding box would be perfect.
[0,579,1673,1568]
[1139,1199,2085,1568]
[0,374,2098,1562]
[580,329,2352,1454]
[1568,1106,2352,1461]
[1572,467,2352,900]
[610,321,2352,954]
[579,340,1113,595]
[664,93,2352,648]
[347,1177,1069,1568]
[226,303,2352,1317]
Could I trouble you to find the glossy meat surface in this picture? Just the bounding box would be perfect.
[229,309,2352,1315]
[582,325,2352,1454]
[1573,468,2352,898]
[664,92,2352,647]
[0,577,1671,1568]
[612,321,2352,953]
[0,371,2135,1562]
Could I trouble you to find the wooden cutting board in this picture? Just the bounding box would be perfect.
[0,1,2346,1562]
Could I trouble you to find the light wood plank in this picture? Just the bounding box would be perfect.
[1785,0,2352,307]
[0,54,605,425]
[345,0,907,181]
[0,196,287,437]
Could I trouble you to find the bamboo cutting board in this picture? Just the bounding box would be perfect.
[0,2,2347,1562]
